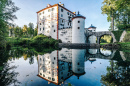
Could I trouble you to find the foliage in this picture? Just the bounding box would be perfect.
[101,51,130,86]
[100,35,112,43]
[118,42,130,50]
[0,0,19,48]
[101,0,130,31]
[112,31,123,42]
[6,34,60,48]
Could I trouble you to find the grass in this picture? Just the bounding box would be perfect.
[100,43,108,45]
[118,42,130,50]
[6,34,61,48]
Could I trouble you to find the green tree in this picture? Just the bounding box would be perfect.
[101,0,130,31]
[0,0,19,48]
[28,22,34,37]
[22,25,28,37]
[101,0,117,31]
[34,27,37,36]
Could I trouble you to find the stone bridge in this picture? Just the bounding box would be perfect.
[86,49,116,60]
[85,31,117,44]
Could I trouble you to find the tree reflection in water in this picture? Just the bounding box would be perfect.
[101,51,130,86]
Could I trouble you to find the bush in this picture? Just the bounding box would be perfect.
[112,31,123,42]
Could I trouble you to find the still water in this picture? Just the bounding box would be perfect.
[0,47,130,86]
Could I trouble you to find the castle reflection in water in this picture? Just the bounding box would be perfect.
[37,48,112,85]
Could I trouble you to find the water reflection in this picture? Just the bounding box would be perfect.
[37,48,129,85]
[0,47,129,86]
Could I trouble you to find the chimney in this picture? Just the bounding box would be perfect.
[47,4,51,7]
[59,2,61,5]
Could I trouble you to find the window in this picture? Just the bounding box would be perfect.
[39,13,41,15]
[77,62,80,65]
[43,22,44,25]
[78,21,80,23]
[43,27,44,30]
[52,62,54,64]
[48,15,50,17]
[40,28,41,31]
[70,13,71,16]
[48,26,50,28]
[52,25,54,27]
[78,27,80,29]
[54,30,55,32]
[40,23,41,25]
[68,22,69,25]
[48,9,50,12]
[78,69,80,71]
[43,11,44,14]
[52,78,55,81]
[61,8,63,12]
[62,20,64,23]
[52,8,54,11]
[67,12,69,15]
[61,14,63,17]
[54,57,55,60]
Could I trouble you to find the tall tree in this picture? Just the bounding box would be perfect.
[101,0,130,31]
[0,0,19,48]
[101,0,117,31]
[28,22,34,37]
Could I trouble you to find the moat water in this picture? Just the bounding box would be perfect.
[0,47,130,86]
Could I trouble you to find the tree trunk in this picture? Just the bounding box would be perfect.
[111,16,114,31]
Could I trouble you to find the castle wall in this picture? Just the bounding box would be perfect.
[37,6,58,39]
[58,28,72,43]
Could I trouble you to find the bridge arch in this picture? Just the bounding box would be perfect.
[85,31,117,44]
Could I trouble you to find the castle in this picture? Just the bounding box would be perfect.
[37,2,96,43]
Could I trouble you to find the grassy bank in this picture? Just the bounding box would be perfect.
[6,34,61,48]
[118,42,130,50]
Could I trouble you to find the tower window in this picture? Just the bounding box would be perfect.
[61,14,63,17]
[78,21,80,23]
[78,27,80,29]
[61,8,63,12]
[54,30,55,32]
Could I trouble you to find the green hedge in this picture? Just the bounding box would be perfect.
[112,31,123,42]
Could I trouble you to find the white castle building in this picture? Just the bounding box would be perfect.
[37,2,96,43]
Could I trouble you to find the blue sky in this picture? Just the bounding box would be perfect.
[12,0,110,31]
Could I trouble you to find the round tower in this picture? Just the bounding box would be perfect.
[72,12,86,43]
[72,49,85,79]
